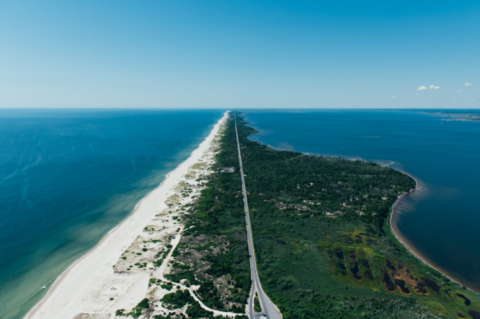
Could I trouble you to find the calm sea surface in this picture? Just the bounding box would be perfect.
[0,109,224,319]
[245,110,480,293]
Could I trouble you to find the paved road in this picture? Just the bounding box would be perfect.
[234,116,282,319]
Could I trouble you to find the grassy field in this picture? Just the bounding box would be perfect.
[232,112,480,319]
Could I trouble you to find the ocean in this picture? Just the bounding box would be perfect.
[245,109,480,293]
[0,109,224,319]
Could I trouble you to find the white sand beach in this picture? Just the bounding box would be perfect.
[25,112,234,319]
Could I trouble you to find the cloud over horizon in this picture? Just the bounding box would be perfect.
[465,83,473,86]
[417,85,442,91]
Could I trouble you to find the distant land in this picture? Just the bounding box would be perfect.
[423,110,480,122]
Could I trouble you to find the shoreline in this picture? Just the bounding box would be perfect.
[255,128,480,295]
[245,117,480,297]
[25,112,229,319]
[389,170,480,296]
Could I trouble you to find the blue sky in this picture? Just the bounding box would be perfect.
[0,0,478,108]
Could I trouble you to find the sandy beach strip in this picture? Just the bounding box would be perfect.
[389,171,480,295]
[25,112,229,319]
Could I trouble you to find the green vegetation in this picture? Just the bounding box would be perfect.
[161,281,174,290]
[161,290,192,310]
[230,112,480,319]
[191,162,206,169]
[152,313,246,319]
[115,309,126,316]
[160,290,247,319]
[164,119,251,313]
[115,298,150,318]
[254,293,262,313]
[153,244,173,267]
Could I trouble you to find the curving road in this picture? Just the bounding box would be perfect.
[234,115,282,319]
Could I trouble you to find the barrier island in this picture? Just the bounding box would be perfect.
[27,112,480,319]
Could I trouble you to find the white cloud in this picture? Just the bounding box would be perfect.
[465,83,473,86]
[391,95,396,98]
[417,86,428,91]
[429,85,441,90]
[455,90,462,94]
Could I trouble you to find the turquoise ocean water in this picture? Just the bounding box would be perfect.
[0,109,224,319]
[245,110,480,293]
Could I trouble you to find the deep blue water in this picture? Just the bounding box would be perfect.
[0,109,224,319]
[245,109,480,293]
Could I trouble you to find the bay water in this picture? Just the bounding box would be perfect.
[245,109,480,293]
[0,109,224,319]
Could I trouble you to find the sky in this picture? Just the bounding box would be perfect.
[0,0,478,109]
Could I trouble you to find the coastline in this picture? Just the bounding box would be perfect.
[389,170,480,295]
[249,122,480,296]
[253,124,480,296]
[25,112,229,319]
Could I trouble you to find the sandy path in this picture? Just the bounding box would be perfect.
[151,230,243,318]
